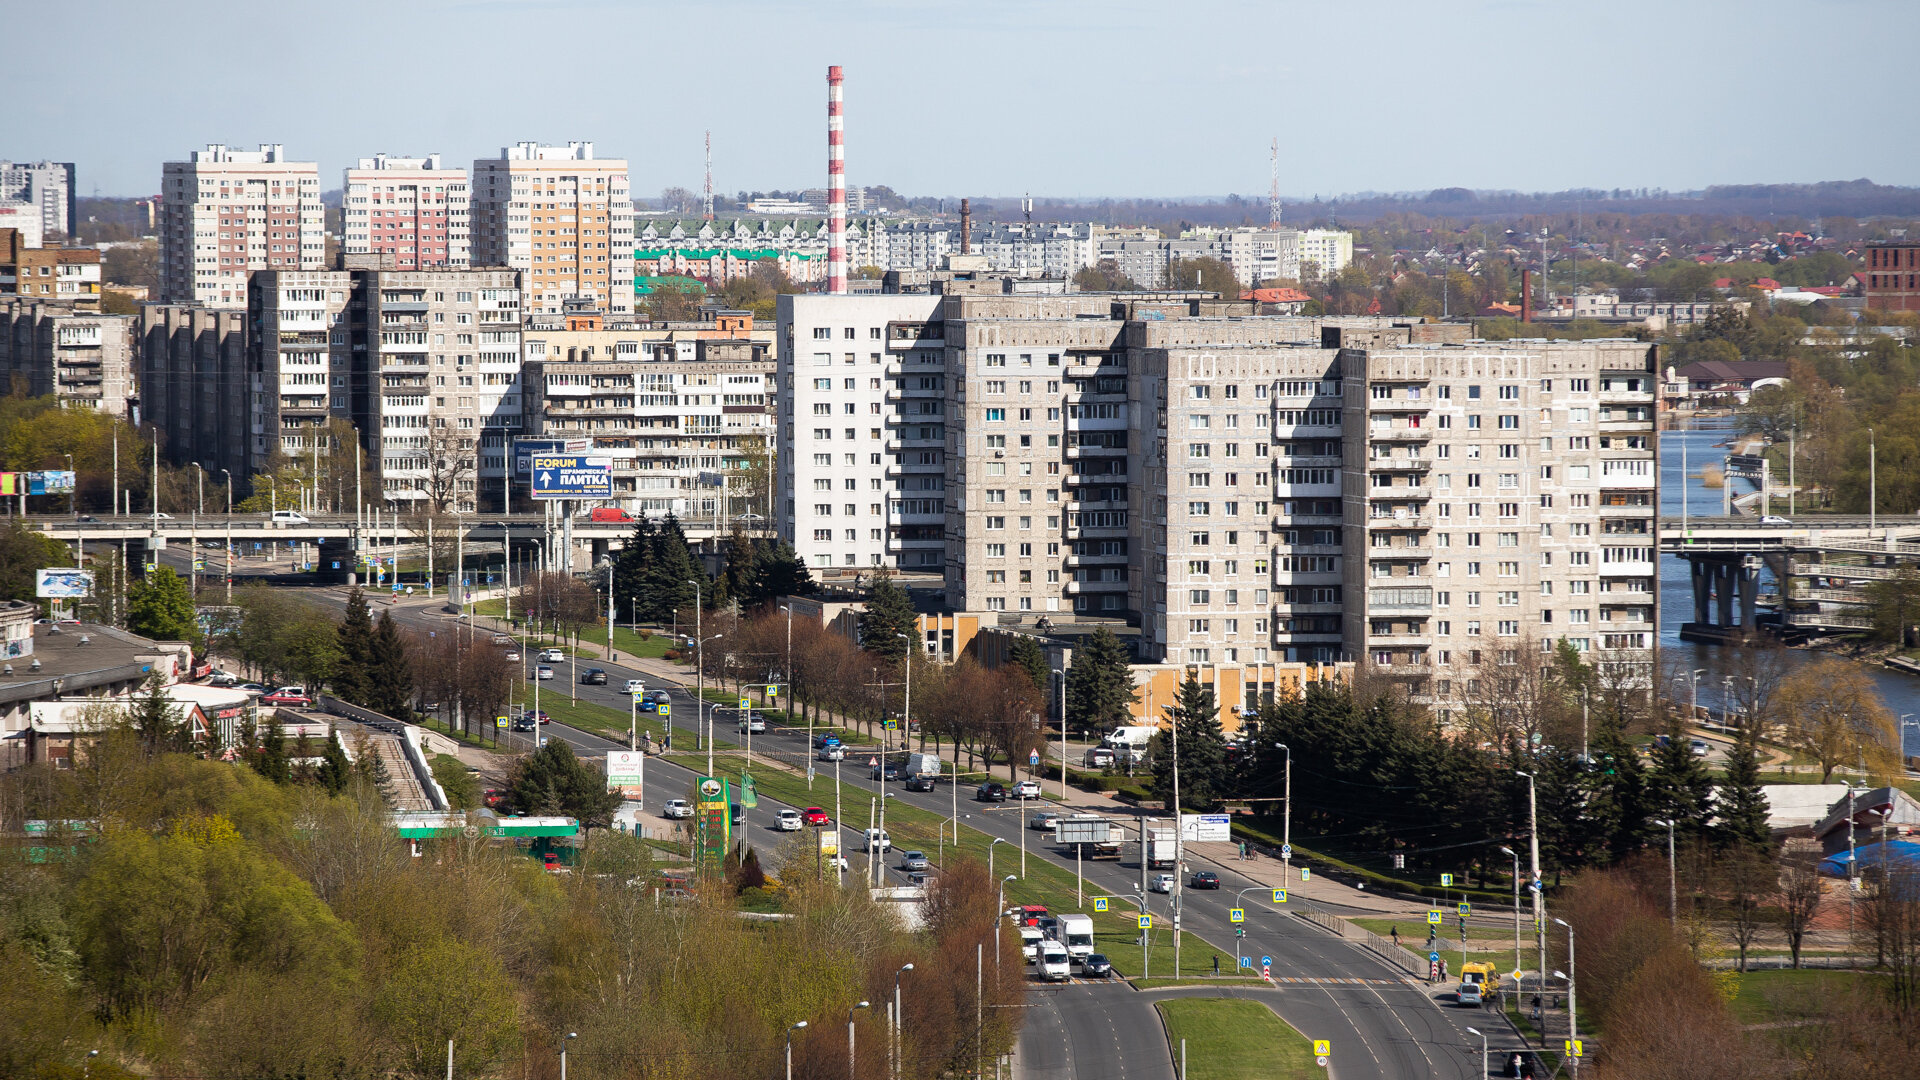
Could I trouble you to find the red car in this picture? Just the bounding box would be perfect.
[803,807,830,826]
[261,686,312,707]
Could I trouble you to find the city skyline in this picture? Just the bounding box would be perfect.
[11,0,1918,199]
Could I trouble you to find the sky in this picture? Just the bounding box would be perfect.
[13,0,1919,201]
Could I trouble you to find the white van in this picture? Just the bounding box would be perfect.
[1038,941,1072,982]
[1020,926,1044,962]
[270,510,309,526]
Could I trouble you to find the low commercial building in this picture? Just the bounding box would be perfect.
[0,298,136,414]
[0,618,195,769]
[0,228,102,309]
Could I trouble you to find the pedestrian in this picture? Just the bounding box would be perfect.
[1212,954,1220,976]
[1391,925,1399,946]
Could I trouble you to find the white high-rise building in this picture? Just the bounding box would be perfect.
[470,142,634,316]
[159,144,324,307]
[0,161,75,242]
[342,155,470,270]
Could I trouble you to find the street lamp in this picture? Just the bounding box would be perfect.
[847,1001,870,1080]
[895,632,913,762]
[1275,743,1292,873]
[62,453,74,517]
[1690,668,1705,723]
[995,874,1016,970]
[1499,845,1522,980]
[892,963,914,1080]
[1516,770,1545,1007]
[989,837,1008,880]
[1655,818,1677,927]
[1466,1026,1487,1080]
[559,1033,577,1080]
[1052,667,1067,799]
[1553,917,1577,1062]
[786,1021,808,1080]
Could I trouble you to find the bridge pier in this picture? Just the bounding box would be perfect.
[1679,552,1762,644]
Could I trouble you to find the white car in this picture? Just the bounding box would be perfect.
[864,828,892,853]
[777,809,804,831]
[1150,873,1176,894]
[739,714,767,734]
[1013,779,1042,800]
[662,799,694,819]
[1759,515,1793,526]
[624,679,645,695]
[535,666,554,681]
[269,510,309,526]
[539,648,565,663]
[817,744,846,761]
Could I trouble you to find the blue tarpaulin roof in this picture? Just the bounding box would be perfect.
[1819,839,1920,877]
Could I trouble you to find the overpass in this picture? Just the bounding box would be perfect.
[1659,516,1920,639]
[22,513,739,585]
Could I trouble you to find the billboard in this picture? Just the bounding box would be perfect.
[694,775,731,872]
[37,471,75,494]
[530,455,613,500]
[514,437,593,478]
[1179,813,1232,843]
[35,568,93,599]
[606,751,645,800]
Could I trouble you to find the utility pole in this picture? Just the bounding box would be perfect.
[1518,768,1545,1036]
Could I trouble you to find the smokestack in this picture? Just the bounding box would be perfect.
[1520,269,1531,323]
[827,65,847,295]
[960,198,971,254]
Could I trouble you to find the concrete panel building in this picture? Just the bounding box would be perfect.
[139,304,251,483]
[0,299,136,415]
[159,145,324,307]
[342,155,471,270]
[0,160,76,242]
[1866,242,1920,313]
[470,142,633,316]
[246,270,354,473]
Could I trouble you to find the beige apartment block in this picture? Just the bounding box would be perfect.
[342,155,470,270]
[470,143,633,316]
[160,145,324,307]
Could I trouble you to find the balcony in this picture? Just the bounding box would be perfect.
[1369,427,1433,441]
[1065,552,1126,568]
[1368,515,1433,530]
[1066,579,1128,594]
[1367,457,1432,472]
[1368,544,1433,559]
[1367,399,1431,414]
[1277,455,1343,469]
[1366,632,1431,647]
[1066,444,1127,459]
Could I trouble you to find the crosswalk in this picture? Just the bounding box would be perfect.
[1263,976,1398,986]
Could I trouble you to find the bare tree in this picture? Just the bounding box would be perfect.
[1715,846,1777,972]
[1778,846,1826,969]
[423,427,474,514]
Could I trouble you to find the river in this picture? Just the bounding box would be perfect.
[1660,417,1920,753]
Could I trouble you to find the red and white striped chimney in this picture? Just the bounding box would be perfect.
[827,65,847,295]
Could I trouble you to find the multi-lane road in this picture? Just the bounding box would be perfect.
[302,588,1496,1080]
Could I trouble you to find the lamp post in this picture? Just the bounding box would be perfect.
[1499,844,1522,980]
[219,468,233,603]
[896,632,913,769]
[1554,917,1578,1071]
[786,1021,808,1080]
[847,1001,870,1080]
[1656,818,1677,927]
[1847,781,1860,964]
[990,837,1008,881]
[995,875,1016,971]
[1517,770,1545,1011]
[875,791,897,888]
[892,963,914,1080]
[559,1033,577,1080]
[1466,1026,1487,1080]
[1689,668,1706,724]
[1275,742,1292,875]
[63,453,74,516]
[1053,667,1067,799]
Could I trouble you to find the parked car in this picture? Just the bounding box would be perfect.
[1150,873,1176,894]
[581,668,608,685]
[204,670,238,687]
[899,850,930,872]
[1012,779,1042,800]
[777,809,804,831]
[269,510,309,525]
[261,686,312,707]
[975,782,1008,802]
[1029,810,1062,831]
[239,683,269,695]
[817,744,847,762]
[624,679,645,695]
[1690,739,1711,757]
[904,775,935,792]
[534,665,554,681]
[662,799,694,819]
[1080,953,1113,979]
[739,713,766,734]
[803,807,830,826]
[1188,871,1220,890]
[1083,747,1115,768]
[483,789,507,808]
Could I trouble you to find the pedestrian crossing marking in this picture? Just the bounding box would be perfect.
[1262,977,1397,986]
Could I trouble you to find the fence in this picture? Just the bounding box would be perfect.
[320,694,446,811]
[1289,905,1428,978]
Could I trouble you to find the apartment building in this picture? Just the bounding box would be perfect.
[246,270,354,471]
[341,155,471,270]
[524,336,774,521]
[159,145,324,307]
[778,292,945,570]
[1865,242,1920,313]
[139,304,251,483]
[0,161,76,243]
[470,142,634,316]
[0,228,101,309]
[0,299,136,415]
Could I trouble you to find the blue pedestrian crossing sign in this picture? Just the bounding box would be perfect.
[658,704,671,717]
[1457,902,1472,917]
[767,684,780,699]
[738,695,751,709]
[1138,914,1152,929]
[1440,873,1453,887]
[1300,867,1310,882]
[1229,908,1245,923]
[1427,909,1443,925]
[1093,897,1108,912]
[1272,888,1287,903]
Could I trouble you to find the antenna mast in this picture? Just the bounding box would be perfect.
[1269,137,1281,228]
[703,130,714,221]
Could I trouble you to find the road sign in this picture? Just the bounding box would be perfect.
[1458,902,1472,917]
[1138,914,1152,929]
[1300,867,1310,882]
[658,704,670,716]
[1281,843,1292,857]
[1564,1040,1583,1058]
[1272,888,1286,903]
[1316,1058,1328,1068]
[495,715,508,729]
[1029,749,1041,766]
[1429,951,1441,963]
[1239,955,1252,967]
[1229,908,1245,923]
[1093,897,1108,912]
[1312,1041,1330,1058]
[1261,955,1271,969]
[530,454,612,499]
[1263,962,1272,978]
[869,756,879,767]
[1427,910,1443,925]
[1440,873,1453,887]
[767,684,780,699]
[738,695,751,709]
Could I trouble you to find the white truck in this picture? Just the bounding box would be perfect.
[905,752,944,780]
[1103,726,1159,752]
[1056,913,1096,961]
[1145,827,1178,870]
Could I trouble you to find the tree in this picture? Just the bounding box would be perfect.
[1779,848,1825,969]
[641,280,703,322]
[1866,569,1920,645]
[1775,658,1902,782]
[422,428,473,514]
[333,587,374,704]
[857,571,917,663]
[641,514,702,622]
[1715,847,1777,972]
[0,520,78,604]
[1163,255,1240,296]
[314,735,351,795]
[128,667,184,754]
[1007,635,1050,696]
[1065,626,1137,739]
[366,610,414,719]
[506,738,621,828]
[1148,673,1228,811]
[719,525,757,607]
[610,515,657,625]
[750,539,816,603]
[125,566,197,645]
[1072,260,1139,292]
[1714,722,1772,851]
[1646,712,1716,844]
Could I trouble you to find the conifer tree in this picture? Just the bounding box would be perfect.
[333,587,374,704]
[857,571,918,663]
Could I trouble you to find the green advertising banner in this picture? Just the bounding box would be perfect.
[694,775,731,872]
[740,771,758,809]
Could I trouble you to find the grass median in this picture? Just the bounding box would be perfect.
[1352,915,1522,975]
[1154,998,1319,1080]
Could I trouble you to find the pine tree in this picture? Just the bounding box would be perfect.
[1715,722,1773,851]
[1585,719,1651,865]
[1148,673,1229,811]
[1008,635,1050,695]
[129,667,182,754]
[333,587,374,704]
[367,610,414,718]
[253,719,292,784]
[126,566,199,645]
[857,571,918,662]
[720,525,757,607]
[315,735,351,795]
[1646,712,1715,843]
[612,516,658,625]
[1065,626,1138,738]
[642,514,702,621]
[751,539,817,603]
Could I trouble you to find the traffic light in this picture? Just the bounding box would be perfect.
[1236,928,1245,938]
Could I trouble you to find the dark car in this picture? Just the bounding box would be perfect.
[1080,954,1113,979]
[974,782,1008,802]
[1188,871,1221,890]
[870,762,903,781]
[904,775,935,793]
[813,732,844,749]
[510,717,537,732]
[581,668,608,686]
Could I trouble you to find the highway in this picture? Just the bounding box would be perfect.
[299,588,1495,1080]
